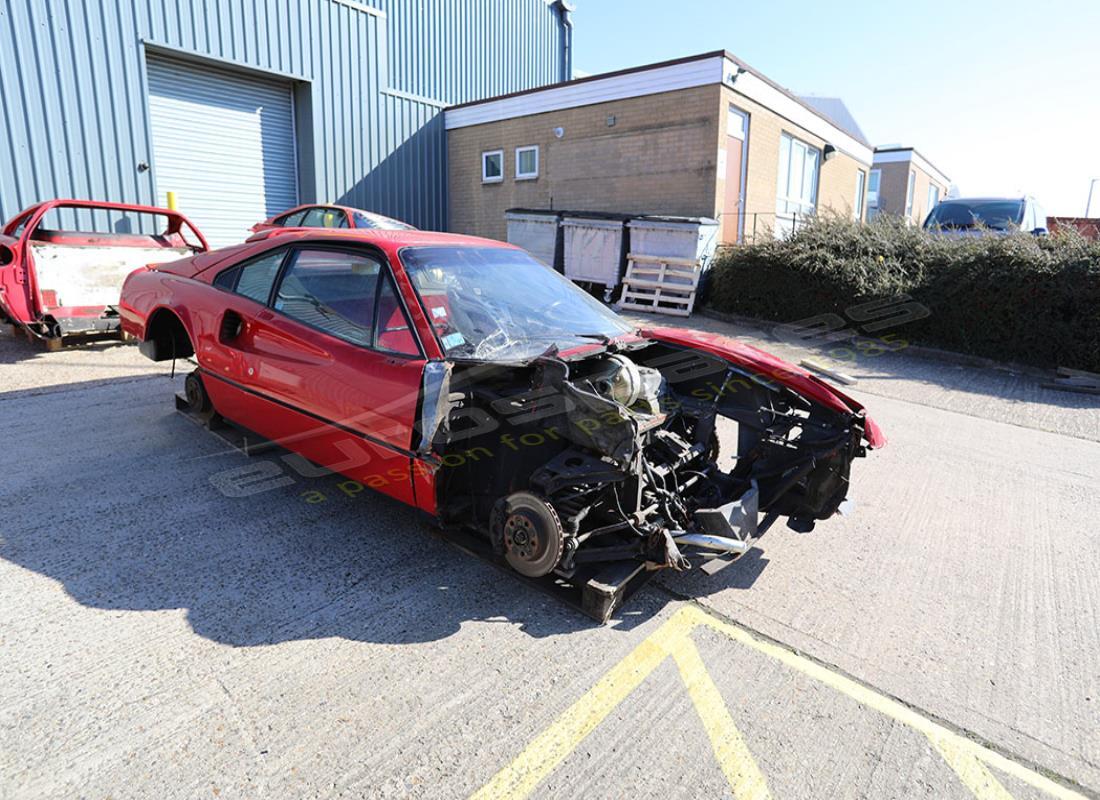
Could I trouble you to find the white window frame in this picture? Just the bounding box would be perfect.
[515,145,539,180]
[926,184,940,217]
[854,170,866,220]
[481,149,504,184]
[905,169,917,219]
[775,132,820,237]
[867,168,881,208]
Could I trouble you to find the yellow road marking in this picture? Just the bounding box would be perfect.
[472,605,1088,800]
[684,605,1085,800]
[469,637,669,800]
[672,637,773,799]
[931,734,1015,800]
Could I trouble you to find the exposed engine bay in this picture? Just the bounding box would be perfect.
[424,338,872,579]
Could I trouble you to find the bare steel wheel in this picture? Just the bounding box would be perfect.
[184,371,212,414]
[497,492,564,578]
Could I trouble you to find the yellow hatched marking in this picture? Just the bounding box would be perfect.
[469,636,669,800]
[671,637,773,800]
[472,605,1088,800]
[686,605,1085,800]
[930,734,1016,800]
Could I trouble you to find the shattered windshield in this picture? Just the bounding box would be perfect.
[400,246,634,361]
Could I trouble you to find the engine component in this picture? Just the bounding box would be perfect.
[583,354,663,415]
[494,492,566,578]
[672,532,751,556]
[693,483,759,542]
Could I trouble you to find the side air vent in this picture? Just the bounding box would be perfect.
[219,310,244,343]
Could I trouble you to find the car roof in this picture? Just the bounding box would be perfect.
[273,202,380,218]
[938,197,1026,204]
[259,228,513,250]
[157,229,518,279]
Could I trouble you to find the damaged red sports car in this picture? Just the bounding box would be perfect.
[119,229,883,588]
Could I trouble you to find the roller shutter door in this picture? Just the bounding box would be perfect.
[146,55,299,247]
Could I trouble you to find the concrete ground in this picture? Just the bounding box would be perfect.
[0,319,1097,799]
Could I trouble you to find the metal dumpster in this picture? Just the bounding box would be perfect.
[561,212,631,299]
[505,209,563,271]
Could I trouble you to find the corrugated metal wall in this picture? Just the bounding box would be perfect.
[0,0,565,231]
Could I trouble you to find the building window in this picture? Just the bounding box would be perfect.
[515,145,539,180]
[867,169,881,208]
[775,132,820,237]
[926,184,940,219]
[482,150,503,184]
[727,104,747,140]
[905,169,917,219]
[854,170,866,220]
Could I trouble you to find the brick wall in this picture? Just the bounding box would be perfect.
[718,85,869,242]
[447,82,871,243]
[447,85,722,241]
[872,156,949,224]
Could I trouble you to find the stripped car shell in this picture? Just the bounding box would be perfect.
[119,229,883,586]
[0,199,207,344]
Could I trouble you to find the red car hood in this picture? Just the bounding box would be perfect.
[642,327,886,449]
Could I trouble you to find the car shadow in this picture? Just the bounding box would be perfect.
[0,379,667,646]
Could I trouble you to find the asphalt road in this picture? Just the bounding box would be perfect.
[1,321,1097,799]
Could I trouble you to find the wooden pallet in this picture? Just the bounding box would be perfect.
[617,253,702,317]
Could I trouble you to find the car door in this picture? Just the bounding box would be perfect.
[198,245,292,421]
[215,244,427,506]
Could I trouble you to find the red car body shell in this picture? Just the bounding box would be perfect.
[119,229,883,519]
[0,199,207,330]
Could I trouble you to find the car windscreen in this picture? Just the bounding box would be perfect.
[352,211,416,230]
[400,246,633,361]
[925,200,1024,230]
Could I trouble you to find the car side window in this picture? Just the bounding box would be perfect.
[300,207,347,228]
[273,249,382,346]
[374,273,419,356]
[213,250,286,304]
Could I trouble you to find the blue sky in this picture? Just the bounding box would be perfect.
[571,0,1100,216]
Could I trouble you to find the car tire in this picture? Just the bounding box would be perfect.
[184,371,212,414]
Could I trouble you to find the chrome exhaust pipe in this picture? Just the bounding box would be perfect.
[672,533,751,555]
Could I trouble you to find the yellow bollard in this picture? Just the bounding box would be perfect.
[165,191,177,211]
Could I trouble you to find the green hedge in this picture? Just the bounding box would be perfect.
[705,215,1100,372]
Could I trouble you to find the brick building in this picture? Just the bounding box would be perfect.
[869,146,952,225]
[444,51,874,244]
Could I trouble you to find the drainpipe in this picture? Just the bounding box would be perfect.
[553,1,575,82]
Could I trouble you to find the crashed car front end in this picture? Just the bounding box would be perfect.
[402,245,883,580]
[424,339,879,577]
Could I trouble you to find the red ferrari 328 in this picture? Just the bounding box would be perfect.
[119,228,883,584]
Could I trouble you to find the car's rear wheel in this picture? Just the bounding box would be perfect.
[184,371,212,414]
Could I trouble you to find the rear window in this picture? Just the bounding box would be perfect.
[277,210,308,227]
[925,200,1024,231]
[213,250,286,304]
